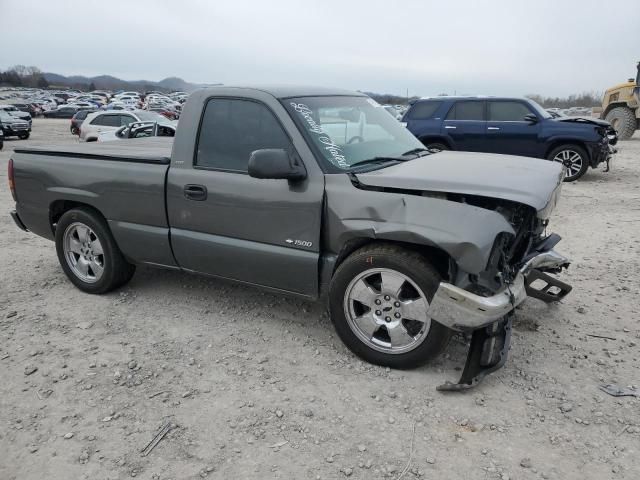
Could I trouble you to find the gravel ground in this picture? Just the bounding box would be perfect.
[1,119,639,480]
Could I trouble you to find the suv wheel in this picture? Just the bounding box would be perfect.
[547,144,589,182]
[423,142,449,152]
[18,132,30,140]
[55,208,135,294]
[329,244,451,369]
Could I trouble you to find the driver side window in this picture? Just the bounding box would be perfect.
[488,101,533,122]
[195,99,291,172]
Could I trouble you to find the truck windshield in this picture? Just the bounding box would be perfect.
[284,96,425,172]
[527,99,552,119]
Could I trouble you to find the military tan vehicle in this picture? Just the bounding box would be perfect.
[600,63,640,140]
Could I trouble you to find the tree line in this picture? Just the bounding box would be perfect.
[525,92,602,108]
[0,65,49,88]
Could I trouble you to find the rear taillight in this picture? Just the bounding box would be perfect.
[8,158,17,201]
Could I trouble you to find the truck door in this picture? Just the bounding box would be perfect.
[166,97,324,297]
[485,100,541,156]
[440,100,486,151]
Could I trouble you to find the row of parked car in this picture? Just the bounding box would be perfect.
[0,87,187,122]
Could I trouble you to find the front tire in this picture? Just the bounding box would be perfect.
[55,208,135,294]
[329,244,451,369]
[605,106,636,140]
[18,132,30,140]
[547,144,589,182]
[422,141,449,152]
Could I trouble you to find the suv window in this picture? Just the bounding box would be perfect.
[196,98,290,172]
[445,101,485,121]
[119,115,135,126]
[488,101,532,121]
[91,114,120,127]
[408,101,441,120]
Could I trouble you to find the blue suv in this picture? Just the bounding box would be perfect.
[403,96,613,181]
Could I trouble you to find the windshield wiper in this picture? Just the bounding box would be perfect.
[401,147,431,157]
[349,157,406,171]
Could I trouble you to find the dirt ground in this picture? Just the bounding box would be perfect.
[1,119,638,480]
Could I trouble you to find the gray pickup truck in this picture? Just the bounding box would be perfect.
[9,86,572,389]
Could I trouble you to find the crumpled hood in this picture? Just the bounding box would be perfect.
[354,151,564,212]
[555,116,610,128]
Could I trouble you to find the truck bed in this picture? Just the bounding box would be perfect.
[13,137,173,164]
[12,137,176,267]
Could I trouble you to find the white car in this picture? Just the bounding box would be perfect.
[97,121,176,142]
[112,96,140,107]
[79,110,175,142]
[68,101,98,111]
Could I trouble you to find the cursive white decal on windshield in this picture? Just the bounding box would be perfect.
[290,102,349,168]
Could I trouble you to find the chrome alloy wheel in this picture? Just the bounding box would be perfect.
[343,268,431,354]
[63,222,105,283]
[552,149,583,179]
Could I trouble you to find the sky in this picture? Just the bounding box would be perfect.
[2,0,639,97]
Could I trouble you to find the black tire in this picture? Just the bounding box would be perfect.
[546,144,589,182]
[70,126,79,135]
[605,106,636,140]
[423,141,449,152]
[18,132,30,140]
[329,243,452,369]
[55,208,135,294]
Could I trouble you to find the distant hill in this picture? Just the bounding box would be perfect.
[42,72,215,92]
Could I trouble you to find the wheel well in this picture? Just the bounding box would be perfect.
[418,136,451,149]
[603,102,634,118]
[333,238,455,281]
[49,200,106,234]
[544,140,589,161]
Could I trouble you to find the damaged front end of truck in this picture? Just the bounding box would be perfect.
[324,152,573,390]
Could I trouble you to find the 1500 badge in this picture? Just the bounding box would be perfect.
[285,239,313,248]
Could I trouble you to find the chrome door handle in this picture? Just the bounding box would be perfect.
[488,127,500,130]
[444,126,457,129]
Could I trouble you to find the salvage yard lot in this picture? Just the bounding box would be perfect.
[1,119,639,479]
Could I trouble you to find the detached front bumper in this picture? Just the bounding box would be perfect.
[432,247,572,391]
[427,249,570,331]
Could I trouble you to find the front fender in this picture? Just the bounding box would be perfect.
[324,175,515,275]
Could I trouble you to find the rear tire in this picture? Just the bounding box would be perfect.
[55,208,135,294]
[605,106,636,140]
[547,144,589,182]
[329,243,452,369]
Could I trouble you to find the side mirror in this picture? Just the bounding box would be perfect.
[248,149,306,181]
[524,113,538,124]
